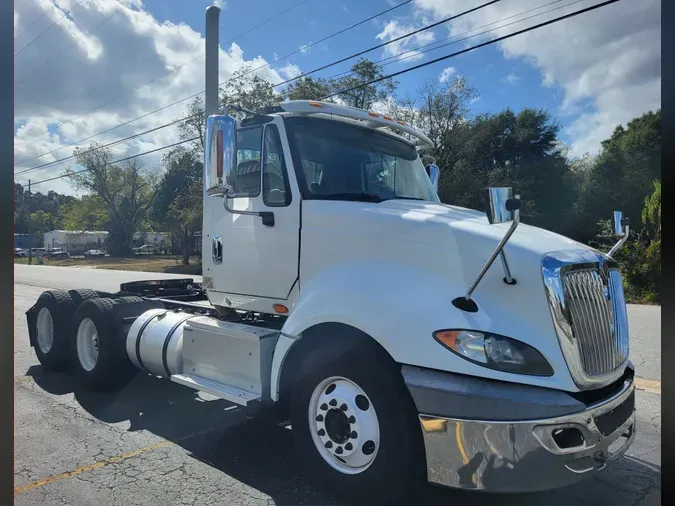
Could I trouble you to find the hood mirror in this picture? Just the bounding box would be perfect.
[608,210,630,258]
[485,187,520,224]
[453,187,522,313]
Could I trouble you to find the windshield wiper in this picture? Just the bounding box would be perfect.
[318,193,385,203]
[392,196,426,201]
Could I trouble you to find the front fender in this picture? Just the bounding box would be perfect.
[280,259,576,392]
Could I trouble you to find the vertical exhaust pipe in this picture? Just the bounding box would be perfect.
[205,6,220,119]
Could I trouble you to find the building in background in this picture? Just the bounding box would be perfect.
[44,230,108,255]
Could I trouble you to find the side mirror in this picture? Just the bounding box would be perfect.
[485,187,521,224]
[205,114,236,198]
[426,164,439,193]
[608,210,630,258]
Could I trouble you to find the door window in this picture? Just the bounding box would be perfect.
[262,125,292,206]
[229,126,262,197]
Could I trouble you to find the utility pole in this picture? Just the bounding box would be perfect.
[28,179,32,266]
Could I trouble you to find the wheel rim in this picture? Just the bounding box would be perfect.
[76,318,99,371]
[308,376,380,475]
[36,308,54,354]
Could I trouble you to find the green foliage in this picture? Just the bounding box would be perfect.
[283,76,334,101]
[61,194,108,231]
[68,143,158,257]
[152,147,203,264]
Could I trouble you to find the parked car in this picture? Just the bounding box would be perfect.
[84,249,106,258]
[15,248,27,257]
[133,244,158,255]
[48,249,70,259]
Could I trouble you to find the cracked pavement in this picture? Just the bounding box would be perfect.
[14,266,661,505]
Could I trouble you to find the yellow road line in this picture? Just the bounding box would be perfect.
[635,377,661,395]
[14,425,226,496]
[14,441,171,495]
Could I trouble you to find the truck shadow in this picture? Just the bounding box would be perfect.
[26,366,660,506]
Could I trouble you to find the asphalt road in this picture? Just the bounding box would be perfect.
[14,265,661,506]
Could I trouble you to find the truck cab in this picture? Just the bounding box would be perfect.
[25,7,636,504]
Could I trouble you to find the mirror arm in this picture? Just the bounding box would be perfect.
[608,223,630,258]
[223,196,275,227]
[464,210,520,301]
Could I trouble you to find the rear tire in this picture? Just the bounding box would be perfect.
[32,290,77,371]
[68,289,100,308]
[114,296,145,304]
[71,298,133,391]
[289,339,425,506]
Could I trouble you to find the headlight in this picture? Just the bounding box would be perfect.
[433,330,553,376]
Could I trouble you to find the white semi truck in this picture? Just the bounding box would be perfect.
[25,6,636,504]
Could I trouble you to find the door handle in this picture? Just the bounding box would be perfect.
[212,235,223,263]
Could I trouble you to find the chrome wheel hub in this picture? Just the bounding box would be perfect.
[36,308,54,354]
[308,376,380,475]
[76,318,99,371]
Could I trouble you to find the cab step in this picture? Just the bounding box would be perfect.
[171,373,261,406]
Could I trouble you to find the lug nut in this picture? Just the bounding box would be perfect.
[362,440,376,455]
[348,416,356,423]
[316,414,324,422]
[318,429,325,436]
[335,446,343,455]
[350,430,358,439]
[325,441,333,449]
[320,403,328,411]
[345,443,353,451]
[329,399,337,407]
[340,403,348,411]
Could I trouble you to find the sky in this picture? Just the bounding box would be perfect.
[14,0,661,196]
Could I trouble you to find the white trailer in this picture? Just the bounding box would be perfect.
[25,6,636,504]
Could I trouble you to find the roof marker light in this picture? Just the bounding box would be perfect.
[309,101,323,108]
[368,112,379,117]
[384,115,393,121]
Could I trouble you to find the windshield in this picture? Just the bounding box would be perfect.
[284,116,439,203]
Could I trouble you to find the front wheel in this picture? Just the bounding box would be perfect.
[290,340,425,505]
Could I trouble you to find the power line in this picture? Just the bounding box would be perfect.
[15,10,49,41]
[15,0,568,177]
[323,0,619,100]
[26,0,618,189]
[15,0,511,176]
[16,0,414,156]
[15,0,87,56]
[16,9,120,85]
[30,138,199,187]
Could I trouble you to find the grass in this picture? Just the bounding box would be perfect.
[14,255,202,275]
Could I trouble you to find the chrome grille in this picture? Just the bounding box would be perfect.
[542,250,630,390]
[562,268,629,376]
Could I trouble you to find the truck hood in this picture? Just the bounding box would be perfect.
[369,200,595,257]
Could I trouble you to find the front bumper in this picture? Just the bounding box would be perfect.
[405,366,636,492]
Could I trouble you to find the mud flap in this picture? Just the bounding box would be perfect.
[25,304,38,348]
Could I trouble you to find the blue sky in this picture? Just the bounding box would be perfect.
[13,0,660,195]
[148,0,572,139]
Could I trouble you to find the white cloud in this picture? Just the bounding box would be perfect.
[375,19,435,62]
[299,42,312,54]
[279,62,302,80]
[14,0,287,194]
[412,0,661,155]
[439,66,455,82]
[502,73,520,85]
[212,0,226,9]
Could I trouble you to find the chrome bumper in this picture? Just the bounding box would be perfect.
[417,374,636,492]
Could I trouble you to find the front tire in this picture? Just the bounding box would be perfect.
[289,340,425,505]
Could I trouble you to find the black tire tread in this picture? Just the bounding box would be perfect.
[68,289,100,308]
[115,296,145,304]
[289,338,425,506]
[72,297,133,391]
[32,290,77,371]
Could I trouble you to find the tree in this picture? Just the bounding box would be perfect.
[67,143,158,257]
[220,66,282,117]
[576,109,661,243]
[61,194,108,231]
[332,58,397,110]
[283,76,335,101]
[28,210,56,243]
[178,96,207,153]
[152,148,203,265]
